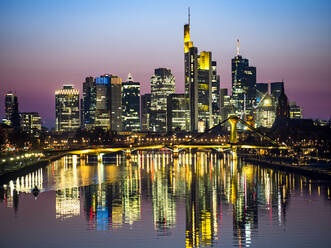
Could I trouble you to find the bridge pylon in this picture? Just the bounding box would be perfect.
[228,116,239,144]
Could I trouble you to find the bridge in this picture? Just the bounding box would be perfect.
[67,116,288,158]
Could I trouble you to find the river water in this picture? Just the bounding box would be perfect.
[0,151,330,248]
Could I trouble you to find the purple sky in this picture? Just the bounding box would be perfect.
[0,0,330,127]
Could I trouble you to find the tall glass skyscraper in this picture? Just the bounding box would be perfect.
[167,93,190,132]
[110,76,122,132]
[122,73,140,132]
[5,92,20,129]
[141,93,151,132]
[231,40,256,117]
[55,85,80,132]
[212,61,221,126]
[150,68,175,132]
[184,10,213,131]
[82,76,96,128]
[95,75,111,130]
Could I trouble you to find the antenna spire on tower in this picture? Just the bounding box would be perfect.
[188,7,190,25]
[237,39,239,56]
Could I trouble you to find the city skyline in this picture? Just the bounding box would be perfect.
[0,0,330,127]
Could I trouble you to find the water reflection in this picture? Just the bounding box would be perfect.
[1,151,331,247]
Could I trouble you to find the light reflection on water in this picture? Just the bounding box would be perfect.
[0,151,331,248]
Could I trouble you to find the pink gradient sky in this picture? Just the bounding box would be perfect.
[0,0,330,127]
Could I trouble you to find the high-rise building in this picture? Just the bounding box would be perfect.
[95,75,111,130]
[276,89,289,120]
[220,88,232,121]
[5,92,20,129]
[82,76,96,128]
[256,94,276,128]
[231,40,256,117]
[21,112,42,137]
[289,102,302,119]
[141,93,151,132]
[270,82,284,99]
[150,68,175,132]
[55,85,80,132]
[167,93,190,132]
[110,76,122,132]
[184,11,213,131]
[122,73,140,132]
[197,51,213,129]
[211,61,220,126]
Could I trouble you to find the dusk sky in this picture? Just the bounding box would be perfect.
[0,0,330,127]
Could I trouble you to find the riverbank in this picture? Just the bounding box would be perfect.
[0,153,65,182]
[242,155,331,180]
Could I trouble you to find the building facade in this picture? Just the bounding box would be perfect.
[55,85,80,132]
[141,93,151,132]
[150,68,175,132]
[5,92,20,129]
[166,94,190,132]
[110,76,122,132]
[82,76,96,129]
[184,14,213,131]
[289,102,302,119]
[122,73,140,132]
[21,112,42,137]
[231,40,256,117]
[211,61,221,126]
[95,75,111,130]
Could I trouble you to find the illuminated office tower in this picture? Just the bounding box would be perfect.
[150,68,175,132]
[184,10,213,131]
[197,51,213,129]
[270,82,284,99]
[231,39,256,117]
[166,93,190,132]
[122,73,140,132]
[20,112,42,137]
[82,76,96,129]
[141,93,151,132]
[256,94,276,128]
[95,75,111,130]
[211,61,220,126]
[110,76,122,132]
[220,88,233,121]
[289,102,302,119]
[5,92,20,129]
[55,85,80,132]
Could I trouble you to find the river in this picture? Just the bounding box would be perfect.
[0,151,330,248]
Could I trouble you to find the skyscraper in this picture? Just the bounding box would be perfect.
[211,61,220,126]
[5,92,20,129]
[82,76,96,129]
[231,40,256,117]
[184,10,213,131]
[95,75,111,130]
[110,76,122,132]
[21,112,42,137]
[255,94,276,128]
[122,73,140,132]
[141,93,151,132]
[55,85,80,132]
[276,89,289,120]
[150,68,175,132]
[167,93,190,132]
[270,82,284,99]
